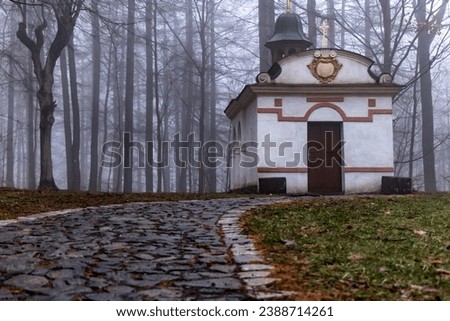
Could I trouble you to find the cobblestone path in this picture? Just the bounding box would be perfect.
[0,198,292,300]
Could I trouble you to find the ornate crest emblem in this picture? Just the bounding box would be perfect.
[308,49,342,84]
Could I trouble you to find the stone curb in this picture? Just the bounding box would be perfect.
[218,198,297,300]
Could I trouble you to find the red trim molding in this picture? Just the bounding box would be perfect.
[307,97,345,103]
[344,167,394,173]
[258,167,308,173]
[257,103,392,123]
[257,167,394,174]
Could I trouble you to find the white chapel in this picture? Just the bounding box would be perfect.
[225,8,402,194]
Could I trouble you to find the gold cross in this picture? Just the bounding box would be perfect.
[287,0,292,13]
[319,21,329,48]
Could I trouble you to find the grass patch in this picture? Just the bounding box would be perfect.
[243,195,450,300]
[0,188,257,221]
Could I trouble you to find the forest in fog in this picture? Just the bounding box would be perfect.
[0,0,449,193]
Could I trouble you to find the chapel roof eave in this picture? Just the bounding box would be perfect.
[251,83,403,96]
[224,82,403,120]
[224,84,257,120]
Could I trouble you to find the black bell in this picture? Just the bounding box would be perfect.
[265,13,312,63]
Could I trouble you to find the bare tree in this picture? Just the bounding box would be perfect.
[415,0,448,192]
[12,0,83,189]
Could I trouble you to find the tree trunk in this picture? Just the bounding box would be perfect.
[37,88,58,190]
[112,26,124,193]
[145,0,154,193]
[340,0,345,48]
[209,0,217,193]
[89,0,101,192]
[67,38,81,191]
[27,49,36,189]
[198,1,208,194]
[380,0,392,73]
[326,0,335,47]
[307,0,317,47]
[364,0,371,57]
[408,59,419,179]
[123,0,136,193]
[99,38,114,191]
[161,25,170,193]
[258,0,274,71]
[6,75,14,188]
[418,40,436,192]
[154,0,162,193]
[60,48,74,190]
[163,104,170,193]
[17,136,25,187]
[178,0,194,193]
[6,25,15,188]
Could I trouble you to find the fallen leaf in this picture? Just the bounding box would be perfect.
[186,256,199,266]
[401,290,412,299]
[413,229,427,237]
[410,284,423,291]
[411,284,439,293]
[282,239,296,247]
[348,253,364,261]
[436,269,450,275]
[428,259,444,265]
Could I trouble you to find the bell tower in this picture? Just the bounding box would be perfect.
[265,1,312,64]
